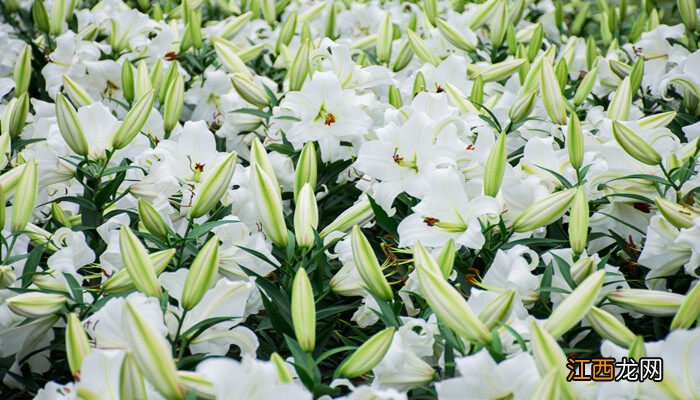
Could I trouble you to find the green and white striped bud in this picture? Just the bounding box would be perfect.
[163,73,184,134]
[406,29,439,67]
[212,37,250,76]
[587,306,637,347]
[11,159,37,233]
[607,77,632,121]
[435,18,476,52]
[158,61,179,103]
[609,60,631,80]
[512,188,577,232]
[541,60,567,125]
[567,112,584,169]
[489,0,508,48]
[123,302,184,400]
[337,327,395,378]
[436,238,456,279]
[471,75,484,106]
[231,73,270,108]
[638,111,676,130]
[472,58,526,82]
[568,187,589,254]
[413,71,426,97]
[571,256,596,284]
[543,269,605,337]
[178,371,215,400]
[134,61,152,101]
[655,197,700,229]
[63,76,93,107]
[121,60,135,104]
[119,226,162,298]
[574,66,596,107]
[251,165,288,247]
[7,292,66,318]
[111,90,155,150]
[611,121,661,165]
[5,94,29,138]
[478,288,516,330]
[670,282,700,330]
[608,289,685,316]
[628,336,646,359]
[289,41,311,92]
[585,36,597,70]
[0,133,9,170]
[181,236,220,310]
[188,9,202,49]
[294,183,318,248]
[444,82,478,113]
[679,0,698,31]
[0,265,15,289]
[190,152,237,218]
[291,268,316,352]
[424,0,437,25]
[32,0,50,33]
[250,138,278,190]
[629,57,644,93]
[483,132,507,197]
[276,11,297,53]
[508,90,537,123]
[13,45,32,96]
[376,12,393,64]
[469,0,501,29]
[270,352,293,383]
[320,199,374,236]
[66,313,91,376]
[49,0,67,35]
[555,58,568,92]
[294,141,317,200]
[530,320,567,374]
[414,242,491,344]
[527,23,544,62]
[506,23,517,55]
[388,85,403,108]
[120,353,147,400]
[102,249,175,294]
[392,40,414,72]
[351,225,393,301]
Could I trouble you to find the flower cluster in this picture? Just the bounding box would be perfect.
[0,0,699,398]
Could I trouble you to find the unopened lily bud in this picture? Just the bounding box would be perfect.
[32,0,50,33]
[351,225,393,301]
[607,77,632,121]
[250,138,278,193]
[13,45,32,96]
[251,165,288,247]
[509,0,525,23]
[190,152,237,218]
[489,0,508,48]
[544,269,605,337]
[270,352,293,383]
[120,353,148,399]
[178,371,215,399]
[51,203,72,228]
[134,61,152,101]
[0,265,15,288]
[11,159,37,233]
[444,82,478,113]
[637,111,676,130]
[573,66,597,107]
[555,58,568,92]
[509,90,536,123]
[181,236,220,310]
[0,133,8,170]
[611,121,661,165]
[289,41,311,92]
[320,199,373,236]
[483,132,507,197]
[291,268,316,352]
[568,187,589,254]
[375,12,393,64]
[413,71,426,97]
[7,93,29,137]
[392,39,414,72]
[608,289,685,316]
[585,36,597,70]
[163,73,184,134]
[609,60,631,80]
[478,289,516,330]
[541,60,567,125]
[388,85,402,108]
[149,59,164,94]
[670,282,700,330]
[338,327,395,378]
[655,197,700,229]
[231,73,270,108]
[587,306,636,347]
[7,292,66,318]
[111,90,155,150]
[123,303,184,400]
[121,60,135,104]
[212,37,250,76]
[294,141,317,201]
[158,61,180,103]
[424,0,437,25]
[628,336,646,359]
[63,76,93,107]
[294,184,318,248]
[679,0,698,31]
[527,23,544,62]
[414,243,491,344]
[530,320,567,374]
[188,9,202,49]
[49,0,67,35]
[567,112,584,170]
[436,18,476,52]
[407,29,439,66]
[469,0,501,29]
[471,75,484,106]
[570,255,596,284]
[276,10,297,52]
[473,58,525,83]
[512,188,577,232]
[138,198,169,239]
[119,226,162,298]
[436,238,456,279]
[102,249,175,294]
[629,57,644,93]
[629,11,646,42]
[506,24,517,55]
[66,313,91,376]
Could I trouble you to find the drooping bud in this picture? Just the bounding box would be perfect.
[512,188,577,232]
[587,306,637,347]
[231,73,270,108]
[7,292,66,318]
[406,29,439,66]
[435,18,476,52]
[611,121,661,166]
[319,199,374,236]
[608,289,685,316]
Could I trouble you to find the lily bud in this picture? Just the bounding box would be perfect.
[212,37,250,76]
[251,165,288,247]
[608,289,685,316]
[567,112,584,169]
[629,57,644,94]
[413,71,426,97]
[181,236,220,310]
[121,60,135,104]
[289,41,311,92]
[294,183,318,248]
[0,265,15,289]
[13,45,32,96]
[483,132,507,197]
[149,59,164,94]
[291,268,316,352]
[320,199,373,236]
[436,18,476,52]
[376,12,393,64]
[119,226,162,298]
[508,90,537,123]
[0,133,8,170]
[654,197,700,229]
[628,336,646,359]
[293,141,317,201]
[444,82,478,113]
[424,0,437,25]
[506,24,517,55]
[527,23,544,62]
[123,303,184,400]
[543,269,605,337]
[392,39,414,72]
[6,94,29,138]
[120,353,148,399]
[469,0,501,29]
[529,320,567,374]
[49,0,66,35]
[512,188,577,232]
[478,289,516,330]
[611,121,661,165]
[134,61,152,101]
[607,77,632,121]
[276,11,297,53]
[406,29,439,66]
[414,243,491,344]
[51,203,71,228]
[472,59,525,83]
[541,60,567,125]
[571,256,596,285]
[163,73,184,134]
[159,61,180,103]
[63,76,93,107]
[489,0,508,48]
[436,238,456,279]
[637,111,676,130]
[338,327,395,378]
[231,73,270,108]
[66,313,91,376]
[587,306,637,347]
[190,152,237,218]
[102,249,175,294]
[568,187,589,254]
[178,371,215,399]
[555,58,568,92]
[470,75,484,106]
[670,282,700,330]
[32,0,50,33]
[351,225,393,301]
[388,85,403,108]
[679,0,698,31]
[11,159,37,233]
[111,90,155,150]
[7,292,65,318]
[270,352,293,383]
[138,198,169,239]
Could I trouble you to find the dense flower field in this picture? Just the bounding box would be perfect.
[0,0,700,398]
